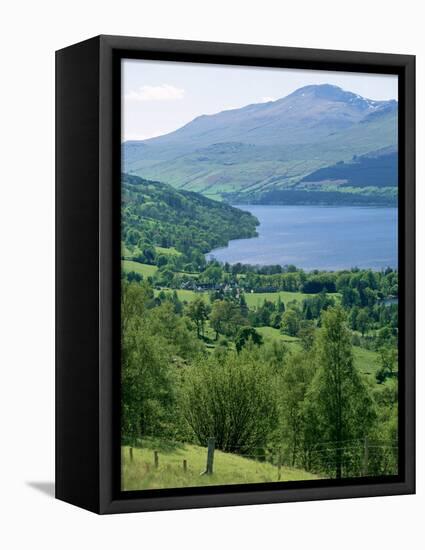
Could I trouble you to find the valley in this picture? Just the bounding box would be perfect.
[120,80,399,490]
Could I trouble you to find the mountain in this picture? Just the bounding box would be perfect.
[122,84,398,204]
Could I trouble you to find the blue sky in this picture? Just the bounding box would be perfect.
[122,59,398,142]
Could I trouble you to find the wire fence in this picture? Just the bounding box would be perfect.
[123,436,399,481]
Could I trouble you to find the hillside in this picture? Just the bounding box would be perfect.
[122,84,398,204]
[300,147,397,187]
[122,442,319,491]
[121,173,259,263]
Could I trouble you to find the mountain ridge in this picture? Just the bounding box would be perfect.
[123,84,398,204]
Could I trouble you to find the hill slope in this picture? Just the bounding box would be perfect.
[122,442,319,491]
[300,147,398,188]
[123,84,398,204]
[121,173,259,261]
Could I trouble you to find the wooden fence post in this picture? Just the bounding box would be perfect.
[201,437,215,475]
[363,437,369,476]
[277,449,282,481]
[154,450,159,468]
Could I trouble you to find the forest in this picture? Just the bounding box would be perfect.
[121,174,399,490]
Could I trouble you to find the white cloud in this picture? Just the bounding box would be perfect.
[125,84,185,102]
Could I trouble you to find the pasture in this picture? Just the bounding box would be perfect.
[122,441,319,491]
[122,260,158,278]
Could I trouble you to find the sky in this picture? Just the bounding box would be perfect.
[122,59,398,142]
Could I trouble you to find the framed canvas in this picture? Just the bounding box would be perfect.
[56,35,415,514]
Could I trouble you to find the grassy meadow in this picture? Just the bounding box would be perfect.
[245,290,314,308]
[122,260,158,278]
[122,441,319,491]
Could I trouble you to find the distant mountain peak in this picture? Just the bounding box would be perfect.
[287,84,381,107]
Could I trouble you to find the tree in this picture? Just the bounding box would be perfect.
[270,311,283,329]
[182,349,279,454]
[209,299,244,339]
[142,246,156,264]
[280,309,300,337]
[126,271,142,284]
[201,264,222,285]
[156,254,168,268]
[280,351,316,467]
[341,287,360,308]
[156,268,174,287]
[276,295,285,313]
[235,326,263,353]
[306,306,375,478]
[376,346,397,384]
[298,320,316,351]
[356,308,370,336]
[121,283,176,443]
[187,296,209,338]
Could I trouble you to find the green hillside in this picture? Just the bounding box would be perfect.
[122,441,319,491]
[122,260,158,278]
[122,173,259,266]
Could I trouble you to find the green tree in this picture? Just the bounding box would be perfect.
[279,351,316,467]
[209,299,245,339]
[201,264,222,285]
[235,326,263,353]
[187,296,209,338]
[121,283,176,443]
[280,309,300,337]
[182,349,279,454]
[376,346,397,384]
[270,311,283,329]
[306,306,375,478]
[276,295,285,313]
[156,254,168,268]
[298,320,316,351]
[341,287,360,308]
[356,308,370,336]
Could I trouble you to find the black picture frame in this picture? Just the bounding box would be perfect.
[56,35,415,514]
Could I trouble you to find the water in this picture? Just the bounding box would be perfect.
[208,205,398,271]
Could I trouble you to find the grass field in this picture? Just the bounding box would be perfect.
[353,345,380,376]
[244,290,340,308]
[122,440,319,491]
[256,326,301,348]
[159,289,323,307]
[122,260,158,278]
[154,288,199,303]
[256,326,297,341]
